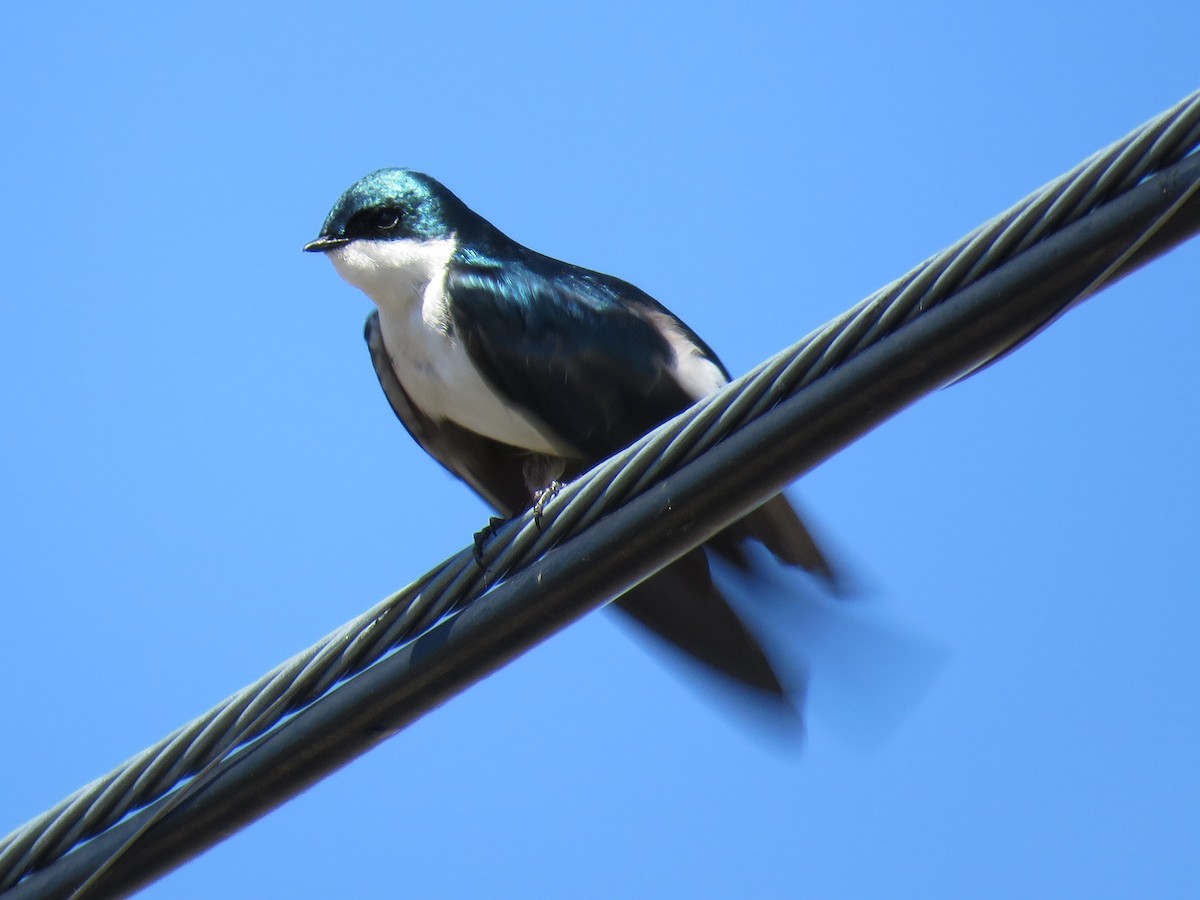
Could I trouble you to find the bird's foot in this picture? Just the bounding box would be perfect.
[472,515,508,570]
[531,480,563,533]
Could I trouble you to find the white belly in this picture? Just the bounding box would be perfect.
[329,238,571,456]
[376,303,568,454]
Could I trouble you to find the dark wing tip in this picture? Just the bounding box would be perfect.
[737,494,849,595]
[613,549,793,698]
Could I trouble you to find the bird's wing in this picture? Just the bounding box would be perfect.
[364,311,529,515]
[445,251,702,458]
[374,254,841,700]
[445,251,841,588]
[368,303,799,699]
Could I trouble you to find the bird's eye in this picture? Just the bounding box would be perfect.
[345,206,406,241]
[372,208,403,233]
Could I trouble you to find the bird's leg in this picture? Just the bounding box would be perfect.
[531,482,564,532]
[473,516,508,570]
[524,455,567,533]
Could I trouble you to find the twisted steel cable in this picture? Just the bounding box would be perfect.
[3,88,1199,894]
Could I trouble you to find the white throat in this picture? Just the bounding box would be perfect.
[328,237,457,325]
[327,238,570,456]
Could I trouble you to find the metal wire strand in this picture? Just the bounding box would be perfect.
[3,88,1199,894]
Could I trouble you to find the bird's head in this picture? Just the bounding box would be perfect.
[303,168,475,253]
[304,168,492,301]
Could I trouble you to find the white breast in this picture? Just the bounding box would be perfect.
[328,238,571,456]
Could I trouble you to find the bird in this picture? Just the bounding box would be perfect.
[304,168,838,707]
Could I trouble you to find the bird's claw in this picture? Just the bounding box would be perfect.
[473,515,508,569]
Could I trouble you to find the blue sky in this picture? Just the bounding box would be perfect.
[3,3,1198,897]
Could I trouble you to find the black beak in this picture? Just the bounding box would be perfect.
[303,236,349,253]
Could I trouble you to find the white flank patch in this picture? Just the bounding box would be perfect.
[328,238,572,456]
[646,311,729,401]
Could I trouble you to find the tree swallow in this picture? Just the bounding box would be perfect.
[305,168,838,704]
